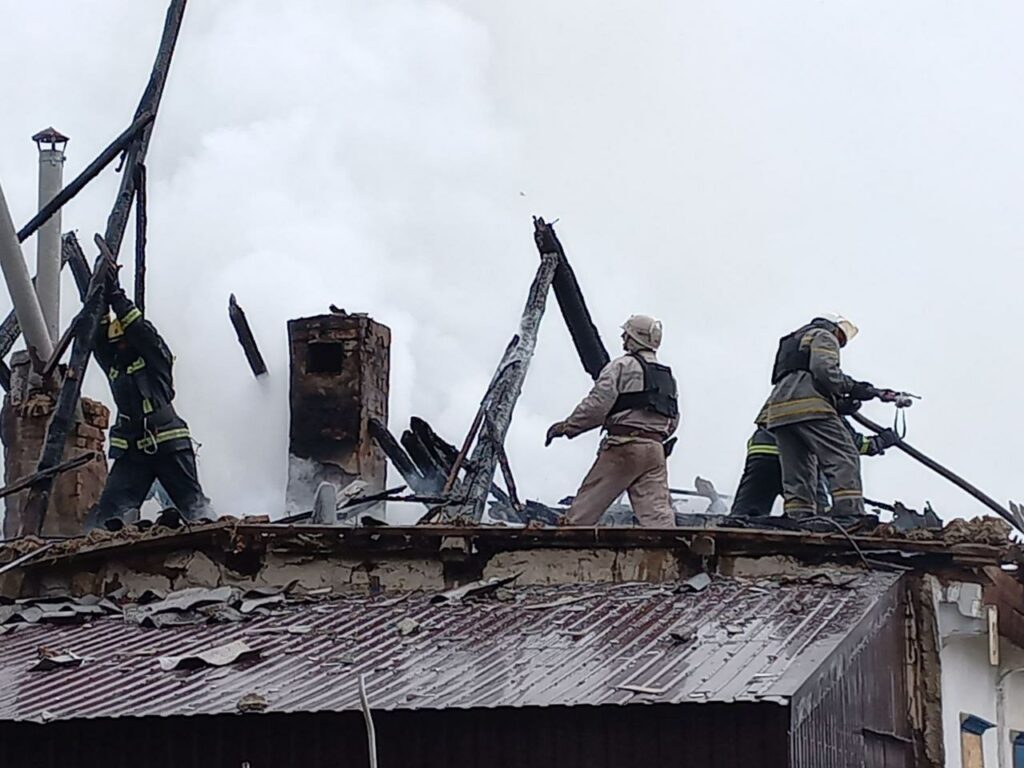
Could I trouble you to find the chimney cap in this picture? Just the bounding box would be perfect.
[32,127,69,151]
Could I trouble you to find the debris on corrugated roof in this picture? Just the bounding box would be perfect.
[236,692,269,714]
[30,647,83,672]
[0,574,906,720]
[158,639,259,671]
[395,617,421,636]
[430,573,520,605]
[677,573,712,593]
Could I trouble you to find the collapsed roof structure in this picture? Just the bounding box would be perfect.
[1,3,1024,768]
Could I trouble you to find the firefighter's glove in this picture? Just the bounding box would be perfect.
[545,421,569,447]
[850,381,877,401]
[872,428,900,453]
[836,397,862,416]
[108,287,134,318]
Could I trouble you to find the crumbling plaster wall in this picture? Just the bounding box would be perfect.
[19,544,710,599]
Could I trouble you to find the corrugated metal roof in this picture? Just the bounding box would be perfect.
[0,572,900,722]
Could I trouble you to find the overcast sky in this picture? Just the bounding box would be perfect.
[0,1,1020,522]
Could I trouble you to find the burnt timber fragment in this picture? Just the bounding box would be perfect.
[18,236,113,534]
[133,164,148,311]
[228,294,268,378]
[451,249,559,522]
[0,452,99,500]
[368,418,428,493]
[20,0,187,535]
[62,232,93,301]
[534,216,610,380]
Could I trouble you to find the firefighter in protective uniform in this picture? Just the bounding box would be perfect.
[758,313,876,518]
[87,275,211,530]
[731,408,899,518]
[546,315,679,527]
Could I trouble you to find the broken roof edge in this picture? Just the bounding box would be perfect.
[5,519,1022,575]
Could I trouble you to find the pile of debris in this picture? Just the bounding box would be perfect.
[0,581,321,632]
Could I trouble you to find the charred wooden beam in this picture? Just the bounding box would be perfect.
[0,362,9,392]
[62,232,93,301]
[441,335,519,494]
[16,112,155,244]
[452,252,558,521]
[133,164,148,311]
[103,0,186,259]
[40,314,80,377]
[228,294,268,378]
[17,238,112,535]
[534,217,610,380]
[495,442,523,512]
[0,452,99,500]
[368,418,429,493]
[400,428,447,493]
[22,0,188,535]
[409,417,459,469]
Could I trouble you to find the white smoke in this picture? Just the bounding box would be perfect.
[2,0,1022,525]
[0,0,553,521]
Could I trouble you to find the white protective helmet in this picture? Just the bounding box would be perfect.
[818,312,859,343]
[621,314,663,351]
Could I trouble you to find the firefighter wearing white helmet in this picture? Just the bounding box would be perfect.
[545,314,679,527]
[757,313,877,518]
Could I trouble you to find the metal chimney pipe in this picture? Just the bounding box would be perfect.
[32,128,68,344]
[0,180,54,363]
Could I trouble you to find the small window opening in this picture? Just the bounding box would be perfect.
[1013,732,1024,768]
[307,342,345,374]
[961,714,995,768]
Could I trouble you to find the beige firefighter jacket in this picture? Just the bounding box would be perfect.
[563,351,678,444]
[759,327,856,429]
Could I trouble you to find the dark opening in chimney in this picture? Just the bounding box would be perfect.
[307,342,345,374]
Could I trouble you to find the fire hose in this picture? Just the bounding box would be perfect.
[852,389,1020,532]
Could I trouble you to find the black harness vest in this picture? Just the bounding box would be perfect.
[609,354,679,419]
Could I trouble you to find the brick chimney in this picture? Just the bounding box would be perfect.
[286,311,390,515]
[1,353,109,537]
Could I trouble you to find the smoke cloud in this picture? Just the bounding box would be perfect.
[1,1,1022,523]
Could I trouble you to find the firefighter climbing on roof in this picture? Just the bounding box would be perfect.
[730,400,900,518]
[84,261,211,530]
[757,313,879,519]
[545,315,679,527]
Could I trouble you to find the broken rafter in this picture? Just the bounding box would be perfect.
[453,251,559,522]
[535,217,610,380]
[134,163,148,311]
[62,232,94,301]
[228,294,268,377]
[368,418,429,493]
[17,238,113,534]
[441,335,520,494]
[22,0,188,535]
[15,112,155,244]
[0,452,99,500]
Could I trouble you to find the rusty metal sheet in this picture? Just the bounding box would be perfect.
[0,572,901,722]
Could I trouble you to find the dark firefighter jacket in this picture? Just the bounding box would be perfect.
[94,288,191,460]
[758,326,856,429]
